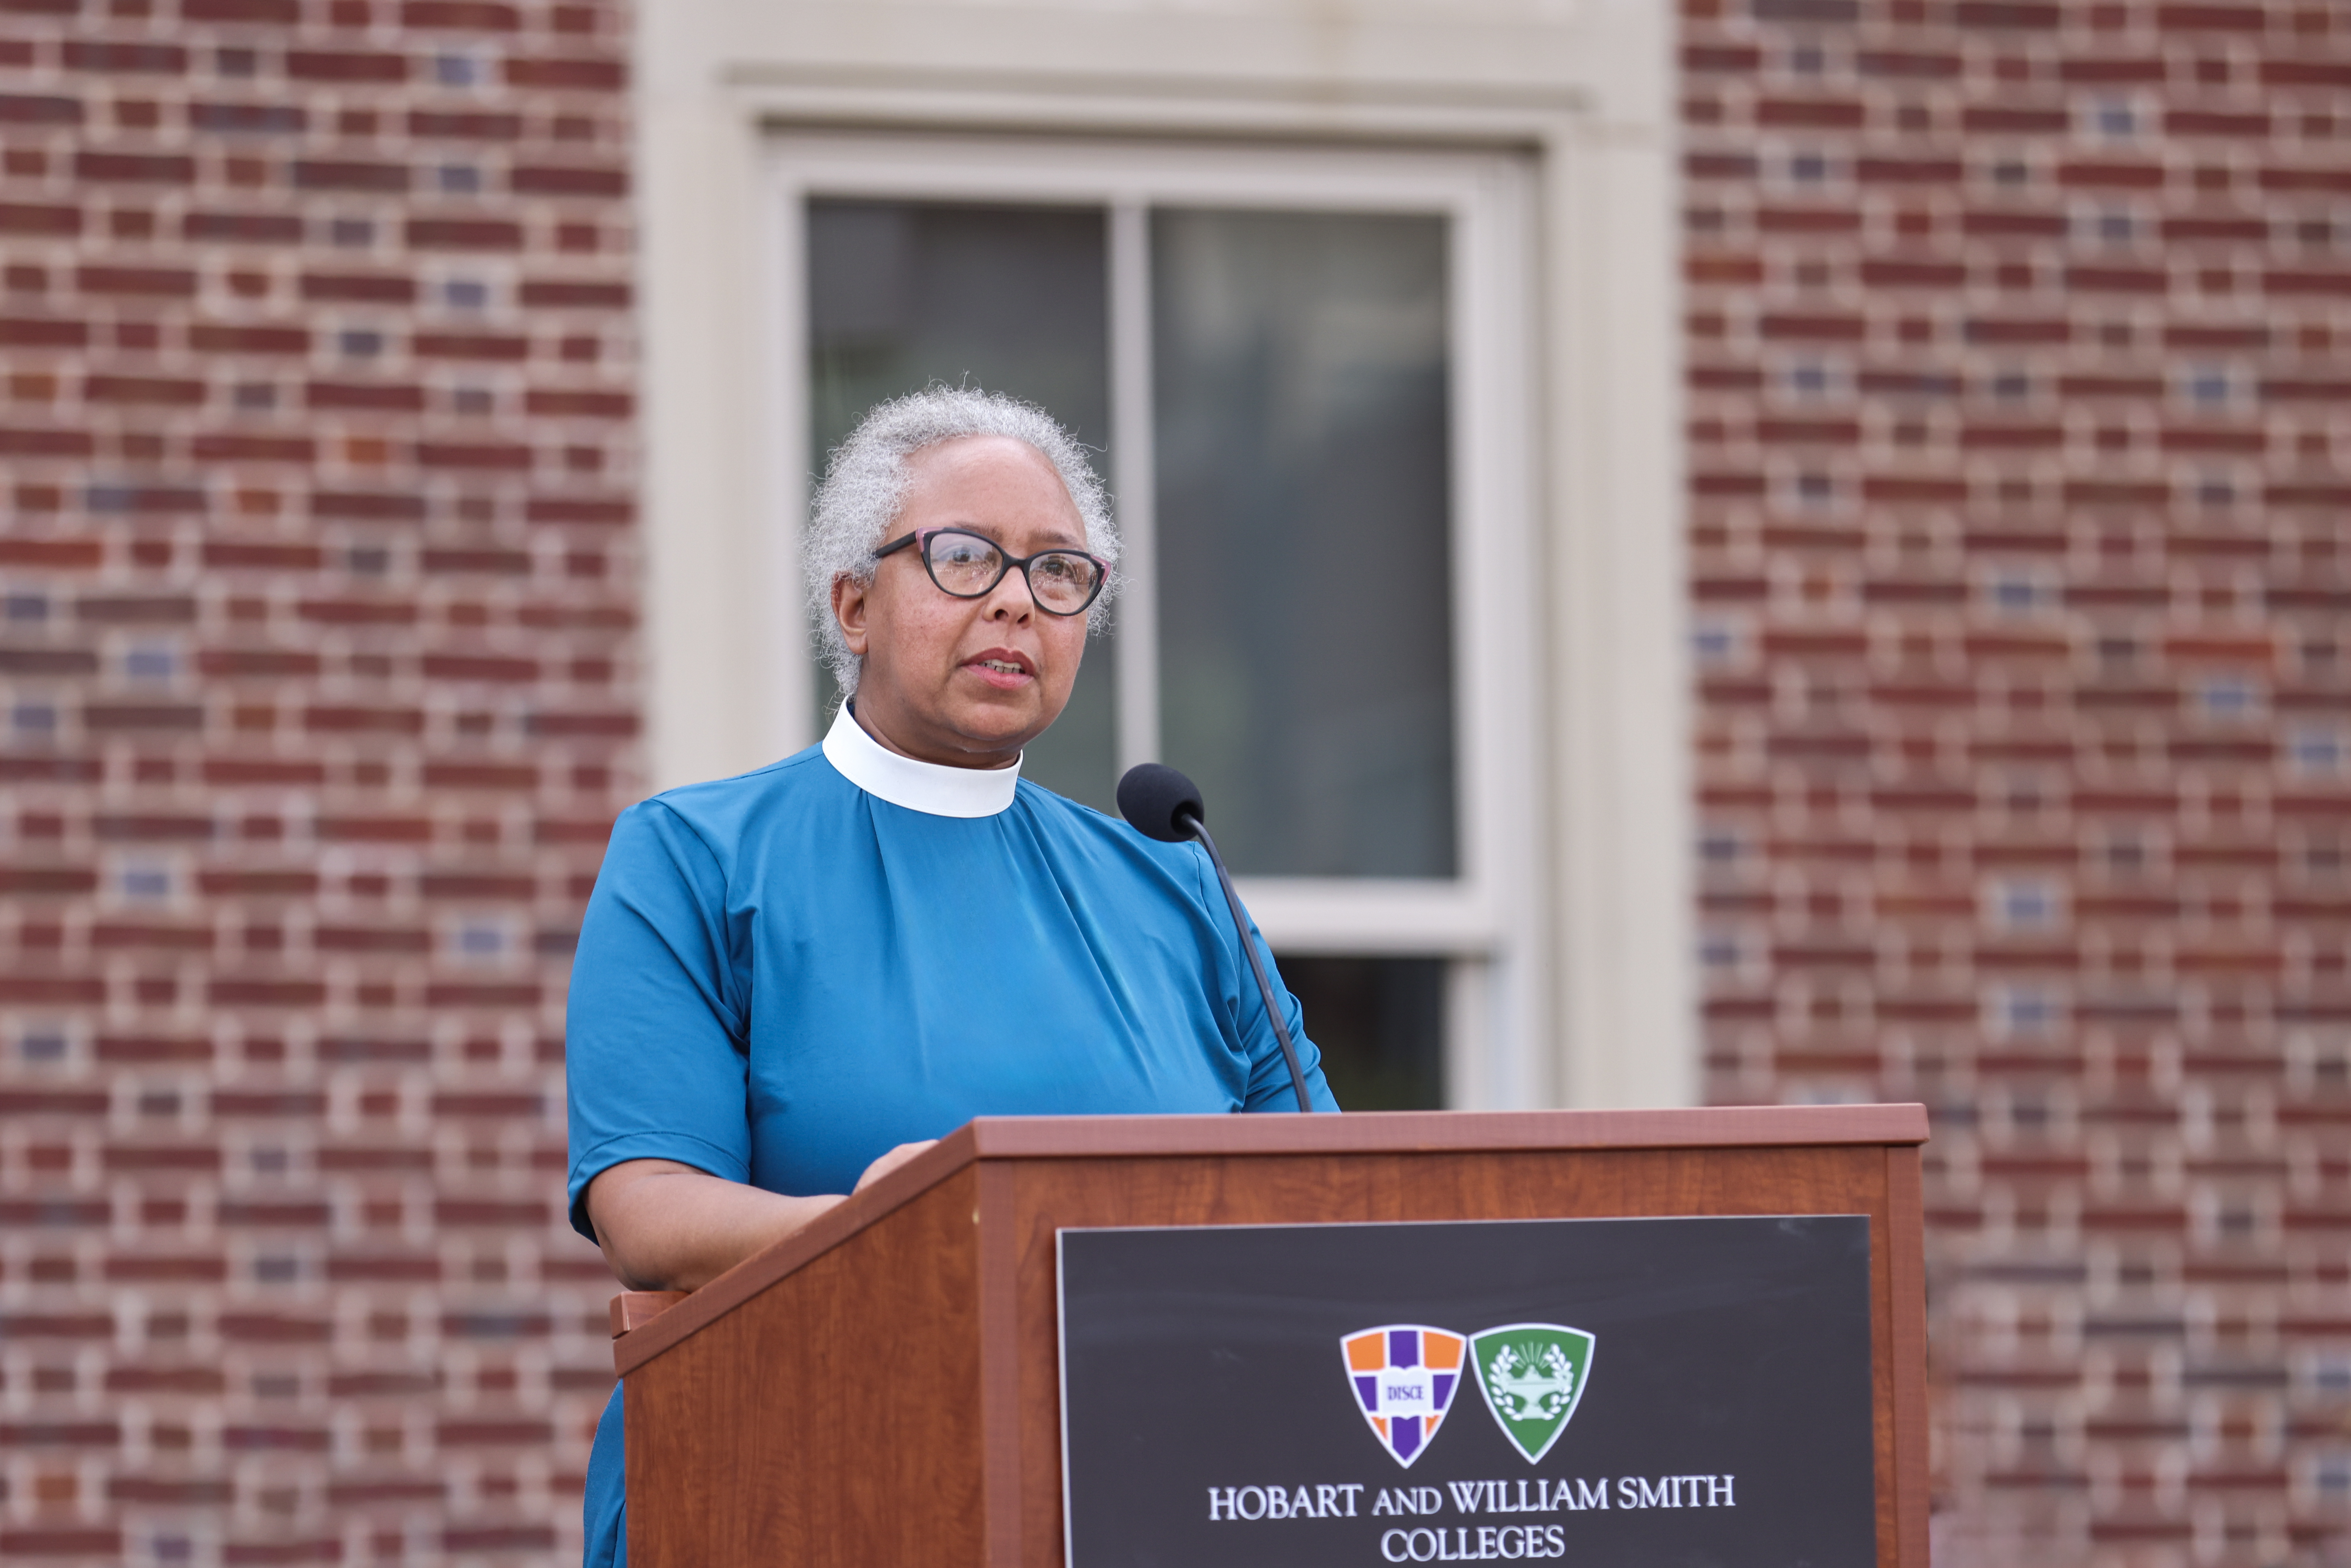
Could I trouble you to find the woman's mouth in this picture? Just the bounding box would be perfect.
[964,650,1035,689]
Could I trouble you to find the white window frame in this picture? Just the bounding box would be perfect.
[633,0,1693,1111]
[759,133,1544,1107]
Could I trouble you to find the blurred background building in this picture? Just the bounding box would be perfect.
[0,0,2346,1563]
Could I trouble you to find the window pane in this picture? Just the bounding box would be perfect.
[1279,955,1446,1110]
[806,199,1119,812]
[1152,209,1456,877]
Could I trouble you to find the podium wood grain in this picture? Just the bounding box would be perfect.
[616,1107,1930,1568]
[627,1165,989,1564]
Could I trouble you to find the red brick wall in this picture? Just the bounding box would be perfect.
[0,3,636,1562]
[1682,1,2351,1561]
[9,0,2349,1559]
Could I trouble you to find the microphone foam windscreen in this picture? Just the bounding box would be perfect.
[1116,763,1205,843]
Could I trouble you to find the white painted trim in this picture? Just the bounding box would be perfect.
[1443,956,1498,1113]
[1234,880,1503,957]
[1541,124,1697,1113]
[634,66,779,791]
[1106,201,1158,779]
[758,169,817,751]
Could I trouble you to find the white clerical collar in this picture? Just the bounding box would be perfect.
[821,703,1021,818]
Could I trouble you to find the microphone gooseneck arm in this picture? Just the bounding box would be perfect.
[1180,809,1315,1115]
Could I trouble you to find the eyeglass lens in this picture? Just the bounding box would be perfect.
[925,532,1101,613]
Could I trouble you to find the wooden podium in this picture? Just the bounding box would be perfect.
[608,1104,1929,1567]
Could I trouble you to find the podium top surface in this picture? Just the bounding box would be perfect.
[611,1104,1926,1375]
[935,1102,1928,1159]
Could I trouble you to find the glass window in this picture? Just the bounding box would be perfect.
[1152,210,1455,877]
[805,199,1456,864]
[1277,955,1447,1110]
[806,198,1121,812]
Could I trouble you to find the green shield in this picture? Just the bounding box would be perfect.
[1468,1322,1595,1463]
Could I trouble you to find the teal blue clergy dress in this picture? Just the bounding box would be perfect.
[566,704,1338,1566]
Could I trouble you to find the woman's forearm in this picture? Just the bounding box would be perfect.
[585,1159,845,1291]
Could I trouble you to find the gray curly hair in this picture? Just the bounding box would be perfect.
[805,387,1119,697]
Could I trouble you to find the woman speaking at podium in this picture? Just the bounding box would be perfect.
[563,388,1338,1566]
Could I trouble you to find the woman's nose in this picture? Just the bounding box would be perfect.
[984,566,1037,618]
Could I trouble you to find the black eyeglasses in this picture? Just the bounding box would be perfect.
[873,526,1109,616]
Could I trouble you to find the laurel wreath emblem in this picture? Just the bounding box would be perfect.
[1482,1340,1576,1424]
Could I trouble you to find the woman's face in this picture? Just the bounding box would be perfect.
[832,435,1094,769]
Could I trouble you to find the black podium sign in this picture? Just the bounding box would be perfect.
[1057,1215,1874,1568]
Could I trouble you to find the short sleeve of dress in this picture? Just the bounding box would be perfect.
[564,799,755,1242]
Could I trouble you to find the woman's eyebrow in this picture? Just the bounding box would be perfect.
[951,522,1086,550]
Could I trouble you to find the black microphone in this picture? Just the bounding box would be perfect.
[1117,763,1316,1114]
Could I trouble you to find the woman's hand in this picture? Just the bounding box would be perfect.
[584,1142,943,1294]
[854,1139,937,1192]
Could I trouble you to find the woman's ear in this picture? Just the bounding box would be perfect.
[832,572,870,658]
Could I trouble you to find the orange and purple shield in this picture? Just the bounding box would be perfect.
[1340,1324,1466,1467]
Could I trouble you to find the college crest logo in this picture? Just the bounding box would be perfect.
[1468,1323,1595,1464]
[1340,1325,1466,1467]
